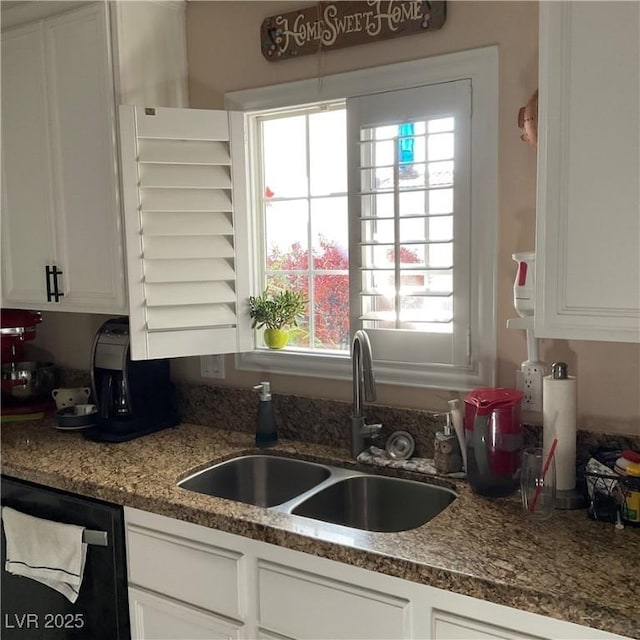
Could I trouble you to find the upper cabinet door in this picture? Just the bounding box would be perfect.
[1,3,126,313]
[1,22,58,305]
[44,5,126,312]
[118,106,252,360]
[535,2,640,342]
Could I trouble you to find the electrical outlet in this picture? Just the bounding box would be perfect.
[200,355,225,379]
[519,362,544,412]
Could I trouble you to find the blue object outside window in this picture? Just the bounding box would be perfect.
[398,123,414,178]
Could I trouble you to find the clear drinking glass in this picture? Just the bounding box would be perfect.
[521,447,556,520]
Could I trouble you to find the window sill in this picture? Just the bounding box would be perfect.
[235,349,494,391]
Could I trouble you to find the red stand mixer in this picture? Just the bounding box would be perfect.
[1,309,56,420]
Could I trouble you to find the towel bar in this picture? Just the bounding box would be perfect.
[83,529,108,546]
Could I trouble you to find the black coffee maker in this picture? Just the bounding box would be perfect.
[86,317,179,442]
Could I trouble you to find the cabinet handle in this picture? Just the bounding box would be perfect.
[45,265,65,302]
[45,265,54,302]
[52,265,64,302]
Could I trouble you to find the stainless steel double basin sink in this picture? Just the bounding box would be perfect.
[178,454,456,533]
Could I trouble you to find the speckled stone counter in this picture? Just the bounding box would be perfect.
[2,420,639,638]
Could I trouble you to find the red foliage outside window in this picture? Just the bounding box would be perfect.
[266,238,423,349]
[267,237,350,349]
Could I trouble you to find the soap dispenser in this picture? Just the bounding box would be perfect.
[254,381,278,448]
[434,413,463,474]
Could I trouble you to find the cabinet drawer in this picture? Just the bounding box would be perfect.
[129,587,245,640]
[127,523,242,619]
[257,561,410,640]
[432,610,544,640]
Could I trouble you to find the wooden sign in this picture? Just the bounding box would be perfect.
[261,1,446,61]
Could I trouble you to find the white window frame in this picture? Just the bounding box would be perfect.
[226,46,498,391]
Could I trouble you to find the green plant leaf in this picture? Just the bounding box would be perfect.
[248,287,308,330]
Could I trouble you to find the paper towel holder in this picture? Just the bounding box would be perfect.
[545,361,586,510]
[551,361,568,380]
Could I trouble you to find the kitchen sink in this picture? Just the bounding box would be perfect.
[291,475,457,532]
[179,453,457,532]
[178,455,331,507]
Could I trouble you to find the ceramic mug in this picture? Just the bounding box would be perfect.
[52,387,91,410]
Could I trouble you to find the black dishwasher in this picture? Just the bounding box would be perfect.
[1,476,130,640]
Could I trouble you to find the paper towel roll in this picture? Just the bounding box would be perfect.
[543,374,577,491]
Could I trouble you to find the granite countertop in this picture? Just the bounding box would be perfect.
[2,419,639,638]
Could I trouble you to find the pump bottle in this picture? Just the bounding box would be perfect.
[254,381,278,448]
[434,413,463,474]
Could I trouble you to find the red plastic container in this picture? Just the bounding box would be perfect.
[464,388,524,497]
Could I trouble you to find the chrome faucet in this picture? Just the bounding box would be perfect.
[351,329,382,457]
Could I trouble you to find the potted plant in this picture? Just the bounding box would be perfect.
[248,288,307,349]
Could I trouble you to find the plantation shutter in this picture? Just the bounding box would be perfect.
[347,80,472,366]
[119,106,252,360]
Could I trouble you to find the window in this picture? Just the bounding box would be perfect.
[257,103,350,352]
[229,47,498,390]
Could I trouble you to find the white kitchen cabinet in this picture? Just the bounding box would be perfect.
[125,509,246,640]
[126,517,243,620]
[535,1,640,342]
[431,610,542,640]
[257,560,411,639]
[124,507,626,640]
[1,4,124,312]
[1,20,57,305]
[129,587,245,640]
[0,1,187,314]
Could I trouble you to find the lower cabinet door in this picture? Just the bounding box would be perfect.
[431,610,545,640]
[129,587,245,640]
[257,561,411,640]
[126,521,242,620]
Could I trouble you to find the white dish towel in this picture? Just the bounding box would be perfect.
[2,506,87,603]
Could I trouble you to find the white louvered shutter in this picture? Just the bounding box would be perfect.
[118,106,252,360]
[347,80,472,367]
